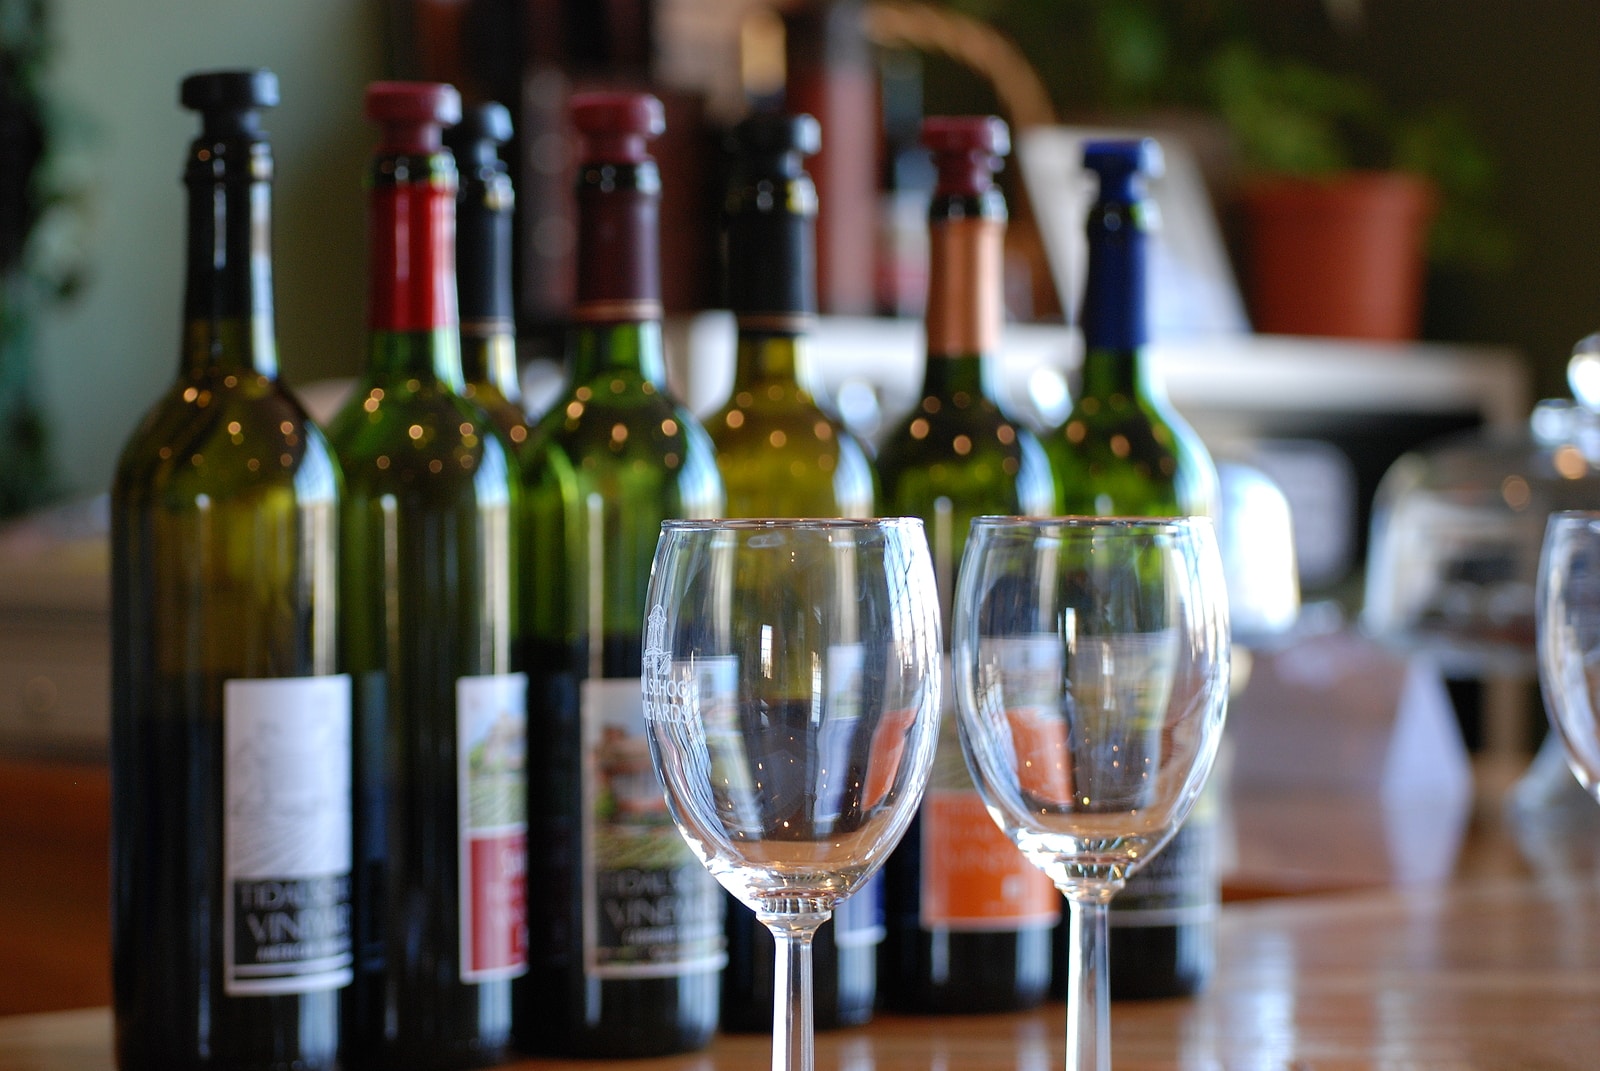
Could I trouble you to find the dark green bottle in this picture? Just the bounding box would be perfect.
[707,112,881,1033]
[875,116,1057,1014]
[330,82,525,1070]
[446,101,529,452]
[515,91,724,1058]
[1043,137,1221,1001]
[111,69,348,1071]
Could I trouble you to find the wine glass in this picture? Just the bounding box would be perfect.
[952,517,1230,1071]
[641,518,943,1071]
[1536,511,1600,804]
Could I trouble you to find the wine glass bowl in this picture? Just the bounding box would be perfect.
[1537,511,1600,802]
[952,516,1230,1071]
[642,518,942,1071]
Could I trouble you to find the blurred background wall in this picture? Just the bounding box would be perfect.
[9,0,1600,499]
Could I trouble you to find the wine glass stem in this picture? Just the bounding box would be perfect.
[767,912,826,1071]
[1065,896,1111,1071]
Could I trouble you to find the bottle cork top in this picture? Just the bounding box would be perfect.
[364,81,462,154]
[181,69,277,138]
[571,92,665,164]
[446,101,513,168]
[922,115,1009,196]
[1083,138,1164,202]
[729,112,821,174]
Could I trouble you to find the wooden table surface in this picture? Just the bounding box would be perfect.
[3,874,1598,1070]
[5,753,1600,1069]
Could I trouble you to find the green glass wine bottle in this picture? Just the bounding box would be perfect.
[1043,137,1222,1002]
[707,111,881,1034]
[514,91,725,1059]
[707,112,876,520]
[446,101,529,452]
[328,82,525,1071]
[875,115,1057,1015]
[111,69,349,1071]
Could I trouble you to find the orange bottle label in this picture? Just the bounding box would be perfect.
[920,789,1060,929]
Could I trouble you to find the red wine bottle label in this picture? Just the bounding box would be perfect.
[456,672,530,982]
[921,661,1059,930]
[222,675,354,996]
[581,676,726,978]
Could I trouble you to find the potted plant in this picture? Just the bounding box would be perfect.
[929,0,1506,340]
[1205,41,1501,340]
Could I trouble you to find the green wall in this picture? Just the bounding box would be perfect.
[35,0,385,497]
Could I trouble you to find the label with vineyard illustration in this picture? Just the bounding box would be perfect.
[457,673,529,982]
[583,675,726,978]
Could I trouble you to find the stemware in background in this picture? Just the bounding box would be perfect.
[642,519,942,1071]
[953,517,1231,1071]
[1536,511,1600,804]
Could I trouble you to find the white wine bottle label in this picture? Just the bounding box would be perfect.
[922,659,1059,931]
[457,672,530,982]
[582,675,726,979]
[223,675,354,996]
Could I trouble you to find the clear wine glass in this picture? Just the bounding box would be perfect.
[952,517,1231,1071]
[641,518,943,1071]
[1537,511,1600,804]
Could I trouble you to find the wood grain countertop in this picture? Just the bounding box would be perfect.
[2,875,1596,1069]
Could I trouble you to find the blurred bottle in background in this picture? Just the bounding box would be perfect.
[876,114,1058,1015]
[515,91,725,1059]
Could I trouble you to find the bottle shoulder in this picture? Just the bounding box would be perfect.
[327,378,515,499]
[1045,397,1218,517]
[521,384,723,512]
[113,373,338,507]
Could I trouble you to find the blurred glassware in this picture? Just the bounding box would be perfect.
[1216,459,1301,646]
[1363,338,1600,679]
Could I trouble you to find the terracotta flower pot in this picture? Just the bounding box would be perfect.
[1240,171,1436,341]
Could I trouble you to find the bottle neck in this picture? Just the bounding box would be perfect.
[725,171,817,321]
[181,137,277,379]
[731,329,810,395]
[1078,197,1151,399]
[574,160,663,324]
[923,190,1004,394]
[570,319,668,386]
[460,332,521,401]
[365,151,461,385]
[457,159,515,342]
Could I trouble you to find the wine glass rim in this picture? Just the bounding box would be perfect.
[661,517,925,532]
[1549,510,1600,525]
[970,514,1213,532]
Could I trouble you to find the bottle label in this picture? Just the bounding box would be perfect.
[457,672,530,982]
[921,661,1059,930]
[1112,792,1219,928]
[223,675,354,996]
[837,871,887,948]
[582,676,726,978]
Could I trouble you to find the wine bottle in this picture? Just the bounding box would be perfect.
[111,69,349,1071]
[708,111,881,1033]
[874,115,1057,1014]
[1043,138,1221,1001]
[329,82,525,1070]
[446,101,529,450]
[514,91,725,1059]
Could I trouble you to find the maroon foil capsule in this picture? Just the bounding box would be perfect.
[921,115,1010,196]
[571,92,666,165]
[569,92,665,323]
